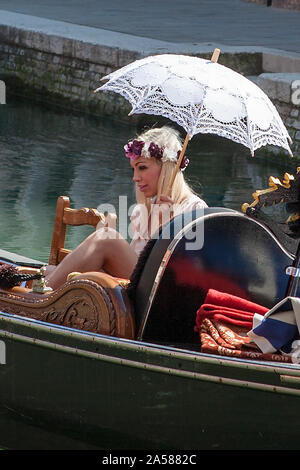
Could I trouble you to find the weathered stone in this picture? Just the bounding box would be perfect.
[0,13,299,157]
[257,73,300,104]
[262,52,300,73]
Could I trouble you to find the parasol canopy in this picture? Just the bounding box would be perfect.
[95,52,293,158]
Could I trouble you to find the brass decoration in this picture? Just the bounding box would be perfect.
[242,167,300,226]
[32,266,53,293]
[118,280,130,289]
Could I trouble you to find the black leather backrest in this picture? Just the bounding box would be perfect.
[133,207,235,337]
[137,210,295,344]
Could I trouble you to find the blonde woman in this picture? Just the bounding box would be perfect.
[45,126,207,289]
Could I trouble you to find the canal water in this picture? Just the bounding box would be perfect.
[0,95,296,264]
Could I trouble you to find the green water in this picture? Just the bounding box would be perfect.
[0,96,296,263]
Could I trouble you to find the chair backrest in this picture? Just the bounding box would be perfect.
[49,196,103,266]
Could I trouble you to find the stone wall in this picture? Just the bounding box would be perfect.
[0,21,299,157]
[243,0,300,9]
[0,25,144,116]
[0,22,262,116]
[272,0,300,9]
[257,74,300,157]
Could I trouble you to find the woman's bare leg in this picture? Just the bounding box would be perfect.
[45,227,137,290]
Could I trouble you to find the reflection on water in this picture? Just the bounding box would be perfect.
[0,96,297,263]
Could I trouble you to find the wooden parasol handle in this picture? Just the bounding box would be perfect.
[211,48,220,63]
[166,133,190,196]
[166,48,221,197]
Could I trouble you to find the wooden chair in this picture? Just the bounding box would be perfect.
[49,196,105,266]
[0,196,135,339]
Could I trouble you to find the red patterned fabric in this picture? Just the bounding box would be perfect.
[200,318,291,363]
[194,289,291,362]
[195,289,268,332]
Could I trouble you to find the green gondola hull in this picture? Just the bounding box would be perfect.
[1,204,300,450]
[0,311,300,450]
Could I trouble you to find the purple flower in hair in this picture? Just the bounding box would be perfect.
[148,142,164,160]
[125,140,145,160]
[177,151,189,170]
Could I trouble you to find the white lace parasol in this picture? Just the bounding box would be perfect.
[95,53,292,158]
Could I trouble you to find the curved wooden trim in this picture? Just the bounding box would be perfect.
[0,272,135,339]
[65,272,134,339]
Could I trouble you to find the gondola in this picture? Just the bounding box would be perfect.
[0,171,300,451]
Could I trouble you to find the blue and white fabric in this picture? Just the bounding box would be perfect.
[248,297,300,355]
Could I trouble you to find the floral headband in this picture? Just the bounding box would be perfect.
[124,139,189,171]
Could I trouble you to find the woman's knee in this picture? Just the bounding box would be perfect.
[94,227,123,243]
[85,228,125,259]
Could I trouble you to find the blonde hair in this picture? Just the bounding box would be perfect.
[133,126,195,207]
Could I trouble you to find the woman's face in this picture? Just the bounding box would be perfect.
[130,157,162,198]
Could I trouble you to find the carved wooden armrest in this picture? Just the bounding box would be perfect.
[0,271,134,339]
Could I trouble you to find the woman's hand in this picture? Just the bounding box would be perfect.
[156,195,174,205]
[151,194,175,234]
[155,195,175,218]
[96,212,117,231]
